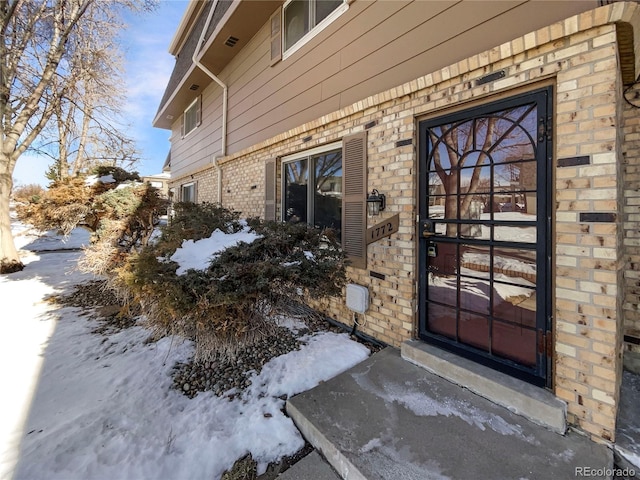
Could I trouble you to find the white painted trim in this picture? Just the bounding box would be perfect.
[198,0,241,59]
[168,1,201,55]
[282,0,348,61]
[181,182,196,202]
[281,141,342,162]
[182,97,200,138]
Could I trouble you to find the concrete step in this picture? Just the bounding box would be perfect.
[276,451,340,480]
[401,339,567,433]
[287,347,612,480]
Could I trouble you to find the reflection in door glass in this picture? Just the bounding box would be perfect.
[427,272,457,308]
[427,303,457,340]
[459,312,489,352]
[492,284,536,327]
[494,223,537,243]
[491,248,536,284]
[490,247,536,327]
[313,150,342,234]
[458,275,490,315]
[428,242,458,276]
[493,319,537,367]
[422,97,545,377]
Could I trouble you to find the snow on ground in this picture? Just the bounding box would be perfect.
[1,218,370,480]
[9,204,91,252]
[430,208,537,243]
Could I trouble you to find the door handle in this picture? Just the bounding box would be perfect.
[422,220,437,237]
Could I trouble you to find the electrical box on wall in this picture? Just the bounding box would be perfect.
[346,283,369,314]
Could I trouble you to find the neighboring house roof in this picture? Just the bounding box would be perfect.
[144,172,171,180]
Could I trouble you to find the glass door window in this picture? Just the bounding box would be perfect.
[418,88,552,386]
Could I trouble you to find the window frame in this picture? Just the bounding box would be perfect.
[182,97,201,138]
[281,0,348,60]
[181,182,196,203]
[281,141,343,229]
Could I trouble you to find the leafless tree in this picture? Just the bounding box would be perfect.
[429,117,497,235]
[428,106,537,235]
[0,0,154,273]
[42,14,139,181]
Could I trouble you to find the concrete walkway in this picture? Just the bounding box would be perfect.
[286,347,613,480]
[615,370,640,473]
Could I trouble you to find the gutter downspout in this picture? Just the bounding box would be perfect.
[193,0,227,157]
[212,155,222,204]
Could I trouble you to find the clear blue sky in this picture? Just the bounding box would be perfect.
[13,1,189,187]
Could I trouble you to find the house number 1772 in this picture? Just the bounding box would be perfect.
[366,214,400,245]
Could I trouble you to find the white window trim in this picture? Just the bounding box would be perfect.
[282,0,348,61]
[282,141,342,162]
[183,97,199,138]
[181,182,195,202]
[281,141,342,223]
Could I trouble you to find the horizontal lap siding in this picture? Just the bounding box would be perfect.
[171,88,224,179]
[218,0,595,155]
[227,54,342,134]
[171,0,595,181]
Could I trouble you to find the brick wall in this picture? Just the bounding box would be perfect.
[623,92,640,356]
[169,3,639,442]
[170,165,219,204]
[220,154,269,219]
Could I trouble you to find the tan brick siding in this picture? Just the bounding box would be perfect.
[167,3,640,442]
[623,93,640,356]
[170,167,219,204]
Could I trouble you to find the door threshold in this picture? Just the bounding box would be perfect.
[401,339,566,434]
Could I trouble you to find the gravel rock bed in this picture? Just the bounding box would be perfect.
[50,280,118,309]
[221,443,314,480]
[50,280,139,333]
[171,326,301,399]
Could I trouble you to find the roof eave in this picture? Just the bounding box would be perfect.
[154,0,282,130]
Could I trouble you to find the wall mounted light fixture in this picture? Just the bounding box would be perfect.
[367,189,386,216]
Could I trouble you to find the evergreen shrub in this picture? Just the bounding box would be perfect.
[16,171,168,275]
[118,203,346,360]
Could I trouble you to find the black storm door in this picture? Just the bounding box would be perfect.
[418,88,552,386]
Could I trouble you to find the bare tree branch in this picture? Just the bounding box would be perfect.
[1,0,157,272]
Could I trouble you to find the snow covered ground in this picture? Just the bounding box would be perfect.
[0,213,370,480]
